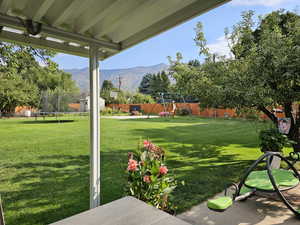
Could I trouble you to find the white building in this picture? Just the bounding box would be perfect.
[80,96,105,112]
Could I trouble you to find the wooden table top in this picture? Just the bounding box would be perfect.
[50,196,191,225]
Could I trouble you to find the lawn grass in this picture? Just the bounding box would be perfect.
[0,116,297,225]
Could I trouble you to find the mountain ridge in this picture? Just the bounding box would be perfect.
[65,63,168,93]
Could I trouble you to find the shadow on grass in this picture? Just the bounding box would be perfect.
[0,118,265,224]
[119,116,265,124]
[21,120,75,124]
[173,161,254,212]
[165,144,254,213]
[1,151,128,225]
[129,121,263,212]
[131,120,261,149]
[120,117,207,123]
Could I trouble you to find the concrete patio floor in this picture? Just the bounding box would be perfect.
[178,185,300,225]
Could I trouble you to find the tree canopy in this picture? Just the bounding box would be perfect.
[101,80,115,91]
[138,73,153,95]
[139,71,170,99]
[0,73,39,114]
[0,42,79,115]
[169,10,300,150]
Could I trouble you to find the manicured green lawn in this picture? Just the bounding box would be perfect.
[0,116,296,225]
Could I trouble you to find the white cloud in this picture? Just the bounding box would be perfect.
[207,36,231,58]
[231,0,295,7]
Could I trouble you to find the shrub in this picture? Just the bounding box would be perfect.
[126,140,177,213]
[236,108,260,120]
[245,112,259,120]
[131,93,155,104]
[100,107,129,115]
[176,108,191,116]
[130,110,142,116]
[100,107,113,115]
[259,128,294,152]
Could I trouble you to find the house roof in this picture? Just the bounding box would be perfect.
[0,0,230,59]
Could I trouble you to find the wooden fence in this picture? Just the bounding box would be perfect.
[108,103,238,118]
[107,103,288,119]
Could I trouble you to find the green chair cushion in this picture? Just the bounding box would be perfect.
[207,196,233,211]
[239,186,253,195]
[245,169,299,191]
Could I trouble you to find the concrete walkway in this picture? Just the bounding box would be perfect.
[178,187,300,225]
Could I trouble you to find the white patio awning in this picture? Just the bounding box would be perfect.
[0,0,230,59]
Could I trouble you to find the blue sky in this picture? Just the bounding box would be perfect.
[53,0,299,70]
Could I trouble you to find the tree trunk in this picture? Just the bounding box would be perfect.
[295,104,300,151]
[257,106,277,125]
[258,104,300,152]
[283,102,300,152]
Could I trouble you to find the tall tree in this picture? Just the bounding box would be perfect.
[0,73,39,115]
[0,42,79,114]
[149,71,170,97]
[100,80,117,104]
[101,80,114,91]
[139,73,154,95]
[139,71,170,99]
[170,10,300,151]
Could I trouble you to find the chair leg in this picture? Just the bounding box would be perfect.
[0,196,5,225]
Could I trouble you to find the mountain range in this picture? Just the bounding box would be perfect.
[65,63,168,93]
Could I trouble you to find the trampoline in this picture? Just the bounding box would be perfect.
[207,152,300,217]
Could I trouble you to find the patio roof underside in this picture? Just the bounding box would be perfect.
[0,0,230,59]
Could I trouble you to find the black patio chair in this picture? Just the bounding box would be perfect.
[207,152,300,218]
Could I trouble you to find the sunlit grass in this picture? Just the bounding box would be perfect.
[0,116,296,225]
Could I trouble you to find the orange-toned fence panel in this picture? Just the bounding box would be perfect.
[15,106,37,113]
[68,103,80,111]
[108,103,238,118]
[106,103,296,119]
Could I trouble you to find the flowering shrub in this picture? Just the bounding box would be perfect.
[126,140,177,213]
[159,111,170,117]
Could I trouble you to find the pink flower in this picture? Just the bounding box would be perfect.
[144,140,156,150]
[143,140,151,148]
[149,143,157,151]
[143,175,151,183]
[159,166,168,175]
[127,159,138,171]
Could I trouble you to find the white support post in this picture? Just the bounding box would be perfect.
[89,45,101,209]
